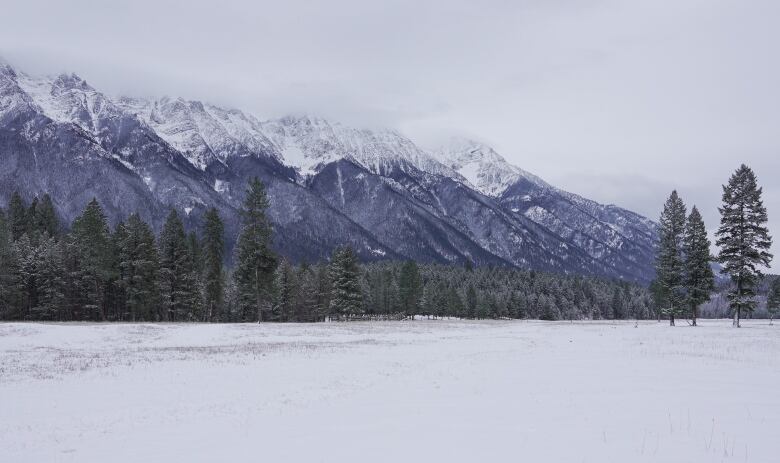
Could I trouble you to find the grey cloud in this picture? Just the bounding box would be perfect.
[2,0,779,261]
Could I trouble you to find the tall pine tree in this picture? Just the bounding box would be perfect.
[655,191,687,326]
[8,192,28,241]
[35,194,59,238]
[70,199,113,320]
[715,165,773,327]
[120,213,160,321]
[33,235,66,320]
[328,246,363,319]
[234,178,277,321]
[398,260,422,318]
[158,210,197,321]
[683,206,714,326]
[202,207,225,321]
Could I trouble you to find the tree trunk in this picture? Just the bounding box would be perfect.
[736,307,741,328]
[670,313,675,326]
[691,302,697,327]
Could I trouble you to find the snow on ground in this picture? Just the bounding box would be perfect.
[1,320,779,462]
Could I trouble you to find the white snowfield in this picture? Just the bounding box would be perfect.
[1,320,778,463]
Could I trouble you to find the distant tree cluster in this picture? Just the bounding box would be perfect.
[0,192,226,322]
[653,164,773,327]
[359,261,655,321]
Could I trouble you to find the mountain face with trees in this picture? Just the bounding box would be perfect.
[0,61,658,282]
[0,180,655,322]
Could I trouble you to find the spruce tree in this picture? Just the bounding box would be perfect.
[313,263,331,321]
[71,199,113,320]
[766,278,780,325]
[8,192,28,241]
[10,234,35,319]
[683,206,714,326]
[655,191,687,326]
[35,194,58,238]
[202,207,225,321]
[328,246,363,319]
[0,211,20,319]
[159,210,197,321]
[27,197,39,242]
[33,235,66,320]
[108,222,129,320]
[466,284,477,319]
[398,260,422,318]
[715,165,773,327]
[234,179,277,321]
[120,213,160,321]
[275,259,297,322]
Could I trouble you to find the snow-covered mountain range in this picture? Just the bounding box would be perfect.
[0,60,658,281]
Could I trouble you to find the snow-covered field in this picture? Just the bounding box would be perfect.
[1,320,778,462]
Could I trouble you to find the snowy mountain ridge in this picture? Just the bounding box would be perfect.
[0,60,659,281]
[433,137,550,197]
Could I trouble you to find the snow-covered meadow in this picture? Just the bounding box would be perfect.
[1,320,778,462]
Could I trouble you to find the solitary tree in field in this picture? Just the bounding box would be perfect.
[715,165,773,327]
[656,191,687,326]
[767,278,780,325]
[683,206,714,326]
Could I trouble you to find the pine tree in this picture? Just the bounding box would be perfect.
[766,278,780,325]
[33,235,66,320]
[70,199,114,320]
[398,260,422,318]
[35,194,58,238]
[328,246,363,319]
[447,286,465,318]
[108,222,129,320]
[296,265,320,322]
[26,197,39,242]
[201,207,225,321]
[120,213,160,321]
[11,234,37,319]
[655,191,687,326]
[466,284,477,319]
[275,259,298,322]
[313,263,331,321]
[683,206,714,326]
[715,165,773,327]
[159,210,197,321]
[0,211,21,319]
[234,178,277,322]
[8,192,28,241]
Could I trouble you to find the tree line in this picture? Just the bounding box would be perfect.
[653,164,776,327]
[0,178,655,322]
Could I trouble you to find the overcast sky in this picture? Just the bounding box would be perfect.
[2,0,779,261]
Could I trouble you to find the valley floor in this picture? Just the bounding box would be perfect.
[1,319,778,462]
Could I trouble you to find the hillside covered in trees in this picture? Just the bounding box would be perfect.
[0,181,655,322]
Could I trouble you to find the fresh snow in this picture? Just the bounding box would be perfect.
[434,137,550,197]
[2,320,778,463]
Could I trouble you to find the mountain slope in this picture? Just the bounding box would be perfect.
[0,61,658,281]
[437,138,657,280]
